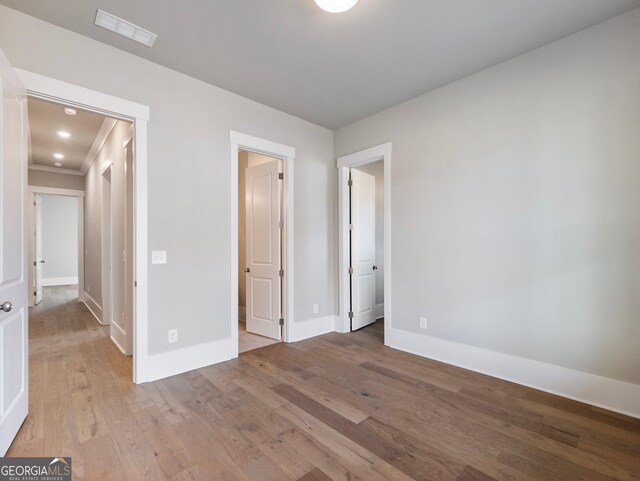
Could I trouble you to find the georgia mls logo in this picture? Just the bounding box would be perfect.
[0,457,72,481]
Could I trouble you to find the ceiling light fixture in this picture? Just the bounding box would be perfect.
[95,9,158,47]
[57,130,71,138]
[314,0,359,13]
[54,161,63,167]
[64,107,77,116]
[53,153,64,160]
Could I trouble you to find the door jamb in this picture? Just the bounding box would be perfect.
[337,143,392,344]
[17,69,149,384]
[27,186,85,308]
[229,130,295,354]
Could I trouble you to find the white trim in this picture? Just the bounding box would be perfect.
[28,164,84,176]
[337,143,392,346]
[19,69,149,384]
[230,131,295,352]
[42,276,78,286]
[388,327,640,419]
[289,316,337,343]
[16,69,150,121]
[230,130,295,159]
[110,320,127,355]
[142,338,236,383]
[337,142,392,169]
[27,185,84,197]
[81,291,103,324]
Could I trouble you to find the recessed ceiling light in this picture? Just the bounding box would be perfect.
[315,0,359,13]
[54,161,63,167]
[57,130,71,138]
[53,153,64,160]
[95,9,158,47]
[64,107,77,116]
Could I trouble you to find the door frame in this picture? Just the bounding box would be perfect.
[101,163,113,327]
[337,143,392,343]
[229,131,294,354]
[27,186,85,307]
[17,69,149,384]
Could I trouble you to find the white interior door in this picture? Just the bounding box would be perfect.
[34,194,43,304]
[245,159,282,340]
[0,47,29,456]
[350,168,376,331]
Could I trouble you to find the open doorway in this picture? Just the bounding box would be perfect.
[237,149,284,353]
[349,161,384,332]
[28,192,80,305]
[26,95,135,359]
[337,143,392,343]
[230,131,295,355]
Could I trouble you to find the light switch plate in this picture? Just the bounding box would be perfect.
[420,317,428,330]
[313,304,319,314]
[152,251,167,264]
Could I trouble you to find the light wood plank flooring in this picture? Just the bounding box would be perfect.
[7,286,640,480]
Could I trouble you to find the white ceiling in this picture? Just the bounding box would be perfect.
[27,97,108,171]
[3,0,639,129]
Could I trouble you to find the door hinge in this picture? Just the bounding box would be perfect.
[34,291,37,296]
[348,311,354,319]
[33,261,37,266]
[278,173,284,180]
[279,269,284,278]
[348,179,353,187]
[279,318,284,326]
[348,223,353,231]
[348,267,353,275]
[134,281,138,287]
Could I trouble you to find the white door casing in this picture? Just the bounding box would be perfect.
[245,159,282,340]
[350,168,376,331]
[34,194,43,305]
[0,48,28,456]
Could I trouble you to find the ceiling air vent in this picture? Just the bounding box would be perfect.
[95,9,158,47]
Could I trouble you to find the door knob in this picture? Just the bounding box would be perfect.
[372,265,378,271]
[245,268,250,273]
[1,301,12,313]
[41,260,45,264]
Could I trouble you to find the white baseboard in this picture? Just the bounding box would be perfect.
[81,291,103,325]
[138,337,236,383]
[375,303,384,319]
[42,276,78,286]
[239,305,246,321]
[289,315,337,343]
[110,320,127,354]
[387,327,640,419]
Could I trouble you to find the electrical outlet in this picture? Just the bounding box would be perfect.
[420,317,428,330]
[168,329,178,343]
[313,304,319,314]
[152,251,167,264]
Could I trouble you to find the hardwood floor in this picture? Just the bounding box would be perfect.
[8,286,640,480]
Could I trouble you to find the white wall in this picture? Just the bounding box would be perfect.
[40,194,77,285]
[0,6,336,371]
[335,9,640,387]
[353,160,384,311]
